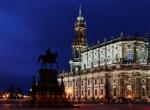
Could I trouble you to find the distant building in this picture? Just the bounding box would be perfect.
[59,6,150,102]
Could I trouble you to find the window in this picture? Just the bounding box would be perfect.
[98,61,100,65]
[101,89,103,95]
[95,89,97,96]
[88,90,90,96]
[81,81,84,86]
[81,90,84,96]
[91,62,93,67]
[142,87,146,96]
[114,88,117,96]
[115,54,119,63]
[101,78,103,84]
[127,44,131,48]
[95,79,97,85]
[140,46,144,50]
[84,64,86,69]
[76,81,78,86]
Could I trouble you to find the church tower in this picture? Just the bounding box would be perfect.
[69,5,88,73]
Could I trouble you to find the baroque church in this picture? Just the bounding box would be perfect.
[59,6,150,102]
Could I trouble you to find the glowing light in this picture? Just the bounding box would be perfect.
[128,94,132,99]
[2,93,10,99]
[3,95,6,99]
[66,88,72,99]
[6,94,9,98]
[29,88,32,92]
[67,88,72,94]
[99,95,103,99]
[18,94,22,97]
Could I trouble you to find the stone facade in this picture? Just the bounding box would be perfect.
[59,6,150,102]
[61,65,150,102]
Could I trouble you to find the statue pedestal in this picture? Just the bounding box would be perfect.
[27,49,73,108]
[33,68,73,107]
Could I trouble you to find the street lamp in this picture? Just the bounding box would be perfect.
[6,94,9,98]
[2,93,10,99]
[67,88,72,100]
[2,95,6,99]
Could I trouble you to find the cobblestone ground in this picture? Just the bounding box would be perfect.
[1,104,150,110]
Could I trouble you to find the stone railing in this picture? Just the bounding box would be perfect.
[80,64,150,74]
[60,64,150,78]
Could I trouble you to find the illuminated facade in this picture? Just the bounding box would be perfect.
[59,6,150,102]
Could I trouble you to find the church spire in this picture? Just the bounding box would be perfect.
[72,4,88,59]
[70,4,88,73]
[77,4,84,23]
[79,4,82,16]
[73,4,88,47]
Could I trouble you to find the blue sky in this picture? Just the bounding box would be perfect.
[0,0,150,92]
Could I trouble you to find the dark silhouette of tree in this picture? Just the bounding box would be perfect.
[16,85,23,98]
[6,85,15,99]
[4,84,24,99]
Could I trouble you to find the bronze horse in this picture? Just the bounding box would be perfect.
[38,48,58,69]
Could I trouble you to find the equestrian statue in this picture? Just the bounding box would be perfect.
[38,48,58,69]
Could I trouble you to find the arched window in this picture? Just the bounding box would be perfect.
[114,88,117,96]
[95,89,97,96]
[84,64,86,69]
[115,54,119,63]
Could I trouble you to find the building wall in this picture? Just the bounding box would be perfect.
[61,67,150,102]
[81,40,148,70]
[61,36,150,102]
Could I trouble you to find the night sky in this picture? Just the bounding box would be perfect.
[0,0,150,93]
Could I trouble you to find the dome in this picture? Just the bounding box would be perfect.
[77,15,84,21]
